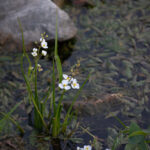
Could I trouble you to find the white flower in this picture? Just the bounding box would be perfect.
[38,67,43,72]
[37,64,41,68]
[83,145,92,150]
[42,50,47,56]
[105,149,111,150]
[77,147,84,150]
[63,74,72,83]
[40,37,46,42]
[59,80,70,90]
[33,48,38,52]
[40,38,42,42]
[71,79,80,89]
[70,77,74,82]
[29,66,34,70]
[37,64,43,72]
[41,40,48,49]
[31,51,37,57]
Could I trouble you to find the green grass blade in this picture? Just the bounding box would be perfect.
[18,18,32,71]
[62,74,90,132]
[18,19,26,55]
[34,60,40,112]
[0,101,24,134]
[48,60,56,121]
[53,91,65,137]
[43,87,52,105]
[21,56,47,130]
[0,112,24,135]
[0,101,22,120]
[52,60,56,114]
[114,116,127,129]
[128,131,149,138]
[54,11,62,82]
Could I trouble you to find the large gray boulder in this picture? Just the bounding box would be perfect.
[0,0,77,51]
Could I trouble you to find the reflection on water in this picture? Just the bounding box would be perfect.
[0,0,150,149]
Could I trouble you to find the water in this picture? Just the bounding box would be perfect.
[0,0,150,149]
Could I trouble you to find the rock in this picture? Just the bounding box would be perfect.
[52,0,65,8]
[0,0,77,51]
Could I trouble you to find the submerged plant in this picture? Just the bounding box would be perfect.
[79,126,102,150]
[111,117,150,150]
[0,101,24,135]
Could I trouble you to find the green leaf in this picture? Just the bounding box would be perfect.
[138,141,148,150]
[125,143,136,150]
[62,74,90,133]
[55,55,63,82]
[114,116,128,129]
[128,131,149,138]
[129,122,141,134]
[128,122,145,145]
[70,138,84,143]
[54,11,62,82]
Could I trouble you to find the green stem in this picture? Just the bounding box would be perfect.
[0,112,24,135]
[21,56,47,131]
[62,75,90,133]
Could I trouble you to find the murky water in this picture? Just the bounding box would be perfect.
[0,0,150,149]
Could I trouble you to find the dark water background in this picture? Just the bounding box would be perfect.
[0,0,150,149]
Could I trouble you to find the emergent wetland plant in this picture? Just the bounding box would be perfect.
[19,20,89,140]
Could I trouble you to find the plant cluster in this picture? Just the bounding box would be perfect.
[111,117,150,150]
[18,18,89,145]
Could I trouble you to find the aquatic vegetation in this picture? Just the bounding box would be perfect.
[0,0,150,149]
[110,117,150,150]
[0,101,24,135]
[18,18,89,142]
[79,126,103,150]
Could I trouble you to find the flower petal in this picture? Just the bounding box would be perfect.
[76,83,80,89]
[63,74,68,79]
[71,84,75,89]
[31,52,37,57]
[65,86,71,90]
[33,48,38,52]
[41,41,48,49]
[42,50,47,56]
[72,79,77,83]
[83,145,92,150]
[37,64,41,68]
[62,80,69,85]
[59,83,64,89]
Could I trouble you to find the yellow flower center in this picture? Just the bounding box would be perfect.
[63,84,67,87]
[73,83,77,87]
